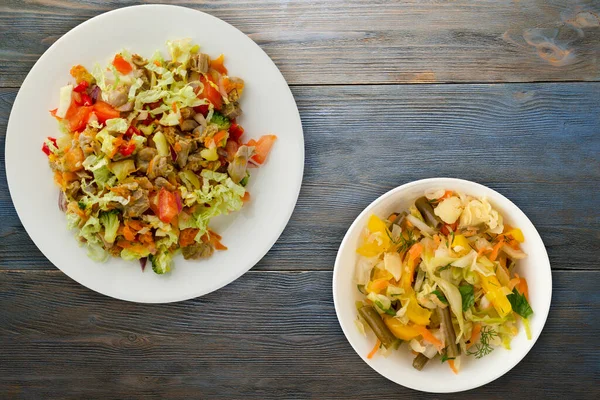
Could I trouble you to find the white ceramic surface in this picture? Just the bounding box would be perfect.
[333,178,552,393]
[5,5,304,303]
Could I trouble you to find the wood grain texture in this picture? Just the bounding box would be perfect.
[0,270,598,399]
[1,0,599,87]
[1,83,599,271]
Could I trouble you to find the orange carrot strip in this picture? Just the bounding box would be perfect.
[489,239,505,262]
[414,325,443,351]
[367,339,381,359]
[448,359,458,374]
[122,224,135,241]
[515,273,529,301]
[466,323,482,350]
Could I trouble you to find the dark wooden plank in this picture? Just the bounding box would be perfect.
[1,83,599,271]
[1,0,599,87]
[0,270,598,399]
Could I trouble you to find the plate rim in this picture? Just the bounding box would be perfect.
[5,4,304,303]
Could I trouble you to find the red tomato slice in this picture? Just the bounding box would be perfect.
[193,104,209,116]
[249,135,277,164]
[157,188,179,223]
[112,54,133,75]
[228,123,244,141]
[119,142,136,157]
[65,105,92,132]
[199,75,222,110]
[93,101,121,123]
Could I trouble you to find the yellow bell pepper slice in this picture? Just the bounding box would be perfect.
[356,215,391,256]
[366,268,394,294]
[401,290,432,326]
[478,273,512,318]
[383,316,421,341]
[505,228,525,243]
[452,234,470,250]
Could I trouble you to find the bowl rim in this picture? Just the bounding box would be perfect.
[332,177,552,393]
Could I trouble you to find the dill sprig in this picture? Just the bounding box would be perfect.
[467,326,499,359]
[395,228,418,253]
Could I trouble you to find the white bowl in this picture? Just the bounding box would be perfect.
[332,178,552,393]
[5,5,304,303]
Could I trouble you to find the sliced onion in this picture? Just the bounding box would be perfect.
[58,191,67,212]
[175,192,183,213]
[501,245,527,260]
[89,85,101,103]
[406,214,434,235]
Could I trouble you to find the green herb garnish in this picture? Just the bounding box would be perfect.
[467,326,499,359]
[459,284,475,312]
[507,288,533,319]
[432,290,448,305]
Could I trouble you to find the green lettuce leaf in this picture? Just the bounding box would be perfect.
[507,288,533,319]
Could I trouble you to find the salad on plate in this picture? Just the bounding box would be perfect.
[43,39,276,274]
[354,189,533,373]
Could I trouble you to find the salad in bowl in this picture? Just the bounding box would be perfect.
[354,189,533,373]
[333,178,551,392]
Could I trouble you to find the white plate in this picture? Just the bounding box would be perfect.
[333,178,552,393]
[5,5,304,303]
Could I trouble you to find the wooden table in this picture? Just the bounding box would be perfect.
[1,1,599,398]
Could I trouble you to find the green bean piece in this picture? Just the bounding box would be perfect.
[437,307,459,358]
[358,305,398,349]
[392,212,407,227]
[415,197,442,228]
[412,353,429,371]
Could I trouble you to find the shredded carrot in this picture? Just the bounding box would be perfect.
[209,54,228,75]
[387,214,397,222]
[408,242,423,261]
[466,323,482,350]
[508,277,521,290]
[477,246,490,257]
[179,228,199,248]
[213,130,228,147]
[242,192,251,203]
[122,224,136,241]
[173,142,182,152]
[138,231,154,246]
[440,190,454,200]
[515,273,529,301]
[116,239,132,249]
[171,102,177,112]
[213,237,227,251]
[489,239,505,262]
[433,234,442,247]
[147,156,155,175]
[126,220,144,231]
[367,339,381,359]
[414,325,443,351]
[153,60,160,66]
[208,229,222,240]
[447,359,458,374]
